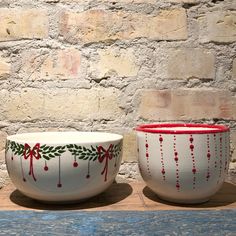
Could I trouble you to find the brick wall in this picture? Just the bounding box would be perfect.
[0,0,236,185]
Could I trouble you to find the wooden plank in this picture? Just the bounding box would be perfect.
[0,180,236,211]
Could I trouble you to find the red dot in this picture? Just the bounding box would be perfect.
[174,157,178,162]
[192,168,196,174]
[146,153,149,158]
[174,152,178,156]
[57,183,62,188]
[207,153,211,158]
[86,174,90,179]
[190,144,194,150]
[161,169,165,174]
[44,166,48,171]
[73,162,78,167]
[159,137,163,142]
[176,183,180,188]
[189,137,194,142]
[145,143,149,148]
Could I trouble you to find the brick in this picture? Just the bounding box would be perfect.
[0,9,48,41]
[0,56,10,78]
[0,88,123,121]
[233,59,236,80]
[170,0,197,2]
[60,9,187,43]
[163,48,215,79]
[61,0,155,2]
[93,48,138,78]
[0,131,7,151]
[199,11,236,43]
[138,89,236,120]
[21,48,81,80]
[122,131,137,162]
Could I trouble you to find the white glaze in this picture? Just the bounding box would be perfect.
[5,132,123,203]
[137,125,230,204]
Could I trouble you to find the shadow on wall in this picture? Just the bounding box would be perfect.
[10,182,133,211]
[143,182,236,208]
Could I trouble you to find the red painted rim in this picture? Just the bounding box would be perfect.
[136,123,229,134]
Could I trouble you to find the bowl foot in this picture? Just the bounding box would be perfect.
[157,194,210,205]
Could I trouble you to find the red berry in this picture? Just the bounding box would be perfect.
[44,166,48,171]
[174,157,178,162]
[189,137,194,142]
[190,144,194,150]
[207,153,211,159]
[73,162,78,167]
[161,169,165,174]
[159,137,163,142]
[174,152,178,156]
[145,143,149,148]
[192,168,196,174]
[146,153,149,158]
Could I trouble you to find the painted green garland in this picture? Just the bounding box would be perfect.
[6,140,122,162]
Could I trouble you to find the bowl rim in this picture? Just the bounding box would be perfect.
[135,123,229,134]
[7,131,123,145]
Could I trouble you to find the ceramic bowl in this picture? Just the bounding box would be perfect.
[5,132,123,203]
[136,124,230,204]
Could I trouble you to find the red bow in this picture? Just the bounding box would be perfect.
[97,144,113,182]
[23,143,41,181]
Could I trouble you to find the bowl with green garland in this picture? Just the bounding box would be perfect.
[5,132,123,203]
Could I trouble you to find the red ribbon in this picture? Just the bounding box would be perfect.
[97,144,113,182]
[23,143,41,181]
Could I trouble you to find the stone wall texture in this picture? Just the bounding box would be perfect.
[0,0,236,185]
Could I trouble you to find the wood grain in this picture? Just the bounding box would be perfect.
[0,180,236,211]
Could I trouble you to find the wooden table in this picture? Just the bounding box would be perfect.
[1,179,236,211]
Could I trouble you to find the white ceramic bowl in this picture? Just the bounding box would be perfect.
[5,132,123,203]
[136,124,230,204]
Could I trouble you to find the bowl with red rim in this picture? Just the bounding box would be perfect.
[5,132,123,203]
[136,123,230,204]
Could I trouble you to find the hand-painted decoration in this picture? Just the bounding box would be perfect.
[218,133,223,184]
[145,133,151,177]
[189,134,196,189]
[6,141,122,187]
[173,135,180,190]
[213,134,217,169]
[159,134,165,180]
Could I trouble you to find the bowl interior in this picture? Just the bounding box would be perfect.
[7,132,123,144]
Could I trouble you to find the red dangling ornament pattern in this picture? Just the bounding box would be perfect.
[159,134,165,180]
[214,134,217,169]
[189,135,196,189]
[206,134,211,181]
[173,135,180,191]
[217,133,223,184]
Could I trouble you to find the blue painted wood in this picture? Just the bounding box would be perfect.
[0,210,235,235]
